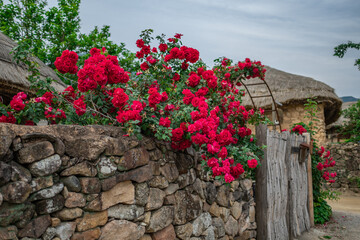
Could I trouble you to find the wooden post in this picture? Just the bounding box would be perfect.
[255,124,268,240]
[272,102,276,131]
[304,133,315,226]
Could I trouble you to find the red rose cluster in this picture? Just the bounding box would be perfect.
[316,146,336,183]
[1,32,268,183]
[54,50,79,74]
[10,92,27,111]
[0,111,16,123]
[291,125,307,135]
[76,48,129,92]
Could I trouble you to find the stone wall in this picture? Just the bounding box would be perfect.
[0,123,256,240]
[279,103,326,145]
[249,103,326,145]
[326,142,360,192]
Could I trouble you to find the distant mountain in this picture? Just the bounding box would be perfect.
[341,96,359,102]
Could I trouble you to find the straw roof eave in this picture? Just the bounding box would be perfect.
[238,66,342,125]
[0,31,66,99]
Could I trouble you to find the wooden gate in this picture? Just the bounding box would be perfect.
[255,124,314,240]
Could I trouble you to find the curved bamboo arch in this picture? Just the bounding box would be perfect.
[236,76,282,131]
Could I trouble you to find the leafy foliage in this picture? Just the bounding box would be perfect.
[340,100,360,142]
[0,0,132,72]
[333,41,360,70]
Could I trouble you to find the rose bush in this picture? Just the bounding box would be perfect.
[0,31,267,183]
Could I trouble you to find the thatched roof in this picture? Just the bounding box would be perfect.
[0,31,65,103]
[240,66,342,125]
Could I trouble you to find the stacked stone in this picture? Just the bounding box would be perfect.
[326,142,360,192]
[0,124,256,240]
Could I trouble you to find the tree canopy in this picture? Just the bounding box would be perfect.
[0,0,133,69]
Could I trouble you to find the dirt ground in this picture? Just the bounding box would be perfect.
[297,191,360,240]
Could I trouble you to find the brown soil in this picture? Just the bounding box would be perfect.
[297,191,360,240]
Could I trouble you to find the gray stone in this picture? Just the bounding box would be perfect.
[35,194,64,214]
[15,204,36,229]
[1,181,32,203]
[18,141,54,164]
[192,212,212,237]
[60,161,97,177]
[29,183,64,201]
[0,126,15,161]
[231,201,242,220]
[0,225,18,240]
[0,202,33,226]
[65,192,86,208]
[175,153,194,174]
[160,163,179,182]
[9,161,32,183]
[205,182,217,204]
[135,182,149,206]
[55,222,77,240]
[55,207,83,221]
[29,154,61,177]
[30,176,54,193]
[61,175,81,192]
[241,179,253,191]
[193,178,205,199]
[119,147,149,171]
[18,215,51,238]
[149,176,169,189]
[212,217,225,238]
[216,185,230,207]
[101,165,153,191]
[164,183,179,195]
[178,169,196,189]
[42,227,57,240]
[146,188,166,211]
[224,216,238,237]
[100,220,145,240]
[152,224,176,240]
[97,156,117,179]
[108,204,144,220]
[0,162,12,186]
[174,190,202,225]
[175,223,193,240]
[203,226,216,240]
[64,136,108,161]
[147,206,174,233]
[79,177,101,194]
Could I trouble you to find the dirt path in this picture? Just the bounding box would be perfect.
[297,192,360,240]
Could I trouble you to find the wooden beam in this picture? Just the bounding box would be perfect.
[255,124,268,240]
[304,133,315,226]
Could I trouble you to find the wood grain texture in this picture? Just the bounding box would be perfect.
[255,125,311,240]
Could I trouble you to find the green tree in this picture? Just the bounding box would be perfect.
[0,0,134,72]
[341,100,360,142]
[334,41,360,70]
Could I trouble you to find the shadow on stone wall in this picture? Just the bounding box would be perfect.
[327,142,360,193]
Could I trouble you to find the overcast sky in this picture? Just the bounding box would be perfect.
[78,0,360,98]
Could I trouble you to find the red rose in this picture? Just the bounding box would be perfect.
[136,39,145,48]
[159,117,171,127]
[247,159,258,169]
[171,128,184,142]
[159,43,168,52]
[187,74,201,87]
[140,62,149,71]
